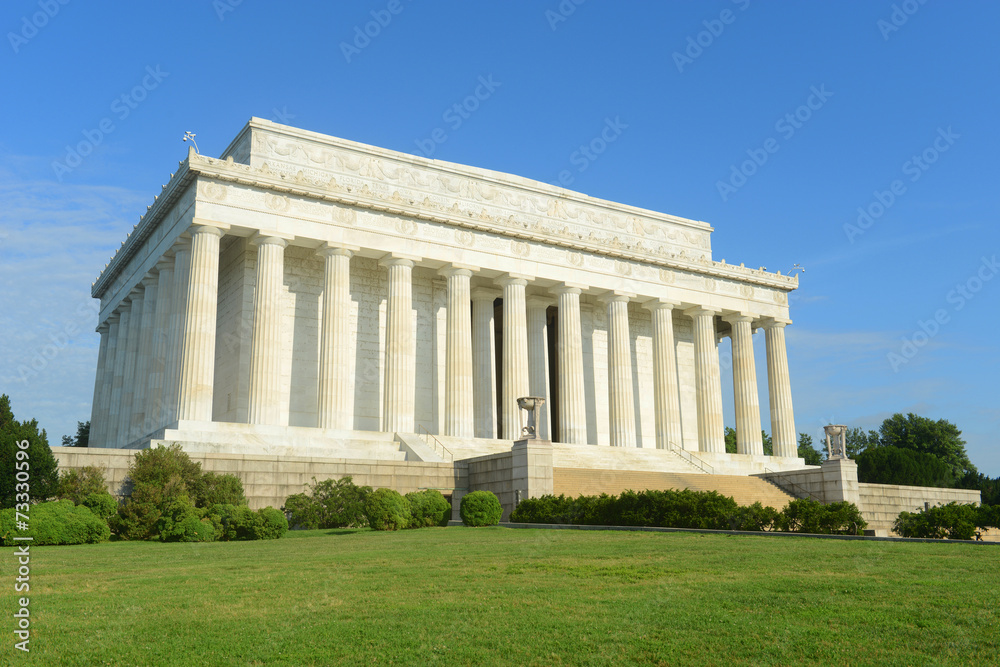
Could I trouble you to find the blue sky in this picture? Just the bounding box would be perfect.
[1,1,997,474]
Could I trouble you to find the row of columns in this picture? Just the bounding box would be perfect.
[91,224,796,458]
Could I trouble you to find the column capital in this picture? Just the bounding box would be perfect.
[760,317,792,329]
[317,242,358,258]
[96,321,111,334]
[172,236,192,252]
[683,306,720,319]
[642,298,681,312]
[600,291,635,305]
[379,252,420,268]
[190,220,228,237]
[140,273,159,288]
[495,273,531,288]
[471,286,500,301]
[105,312,120,325]
[155,256,174,272]
[439,263,477,278]
[250,232,291,248]
[526,295,552,310]
[722,312,756,325]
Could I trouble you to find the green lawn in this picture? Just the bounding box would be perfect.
[3,528,997,666]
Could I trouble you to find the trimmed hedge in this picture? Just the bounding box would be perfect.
[1,500,110,546]
[510,490,867,535]
[364,488,411,531]
[460,491,503,527]
[405,489,451,527]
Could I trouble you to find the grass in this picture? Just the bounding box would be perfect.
[3,527,997,666]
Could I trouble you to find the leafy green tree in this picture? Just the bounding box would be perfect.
[856,446,954,487]
[877,413,976,479]
[844,426,878,458]
[61,421,90,447]
[957,471,1000,506]
[797,432,823,466]
[0,394,59,508]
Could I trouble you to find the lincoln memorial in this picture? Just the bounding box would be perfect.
[85,118,806,480]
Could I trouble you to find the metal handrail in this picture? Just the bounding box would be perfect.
[417,424,454,461]
[665,441,714,475]
[761,467,818,501]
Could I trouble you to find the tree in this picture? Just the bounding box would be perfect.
[856,446,954,487]
[0,394,59,508]
[797,432,823,466]
[844,426,878,458]
[61,421,90,447]
[877,413,976,480]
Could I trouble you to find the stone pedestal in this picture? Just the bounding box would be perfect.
[820,458,860,506]
[512,438,554,505]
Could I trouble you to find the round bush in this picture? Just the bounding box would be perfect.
[256,507,288,540]
[405,489,451,527]
[460,491,503,527]
[1,500,110,546]
[364,488,411,531]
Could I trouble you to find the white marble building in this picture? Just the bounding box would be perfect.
[87,118,803,472]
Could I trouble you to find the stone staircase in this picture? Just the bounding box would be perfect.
[553,468,798,508]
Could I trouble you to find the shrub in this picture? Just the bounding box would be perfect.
[365,488,411,531]
[730,502,779,532]
[192,472,247,507]
[405,489,451,527]
[1,500,109,546]
[775,498,867,535]
[894,502,980,540]
[56,466,109,504]
[282,476,372,529]
[256,507,288,540]
[110,479,185,541]
[158,498,215,543]
[129,444,203,495]
[82,492,118,523]
[460,491,502,527]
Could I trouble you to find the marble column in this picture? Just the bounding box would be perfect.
[147,257,174,433]
[725,313,763,455]
[130,275,158,441]
[117,291,142,446]
[248,236,287,426]
[497,275,529,440]
[381,256,416,433]
[163,240,191,426]
[177,225,224,423]
[526,296,552,440]
[471,287,499,439]
[553,286,587,445]
[442,266,474,438]
[685,307,725,453]
[764,319,797,458]
[644,300,683,450]
[88,322,111,449]
[606,294,636,448]
[317,246,354,430]
[105,312,125,448]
